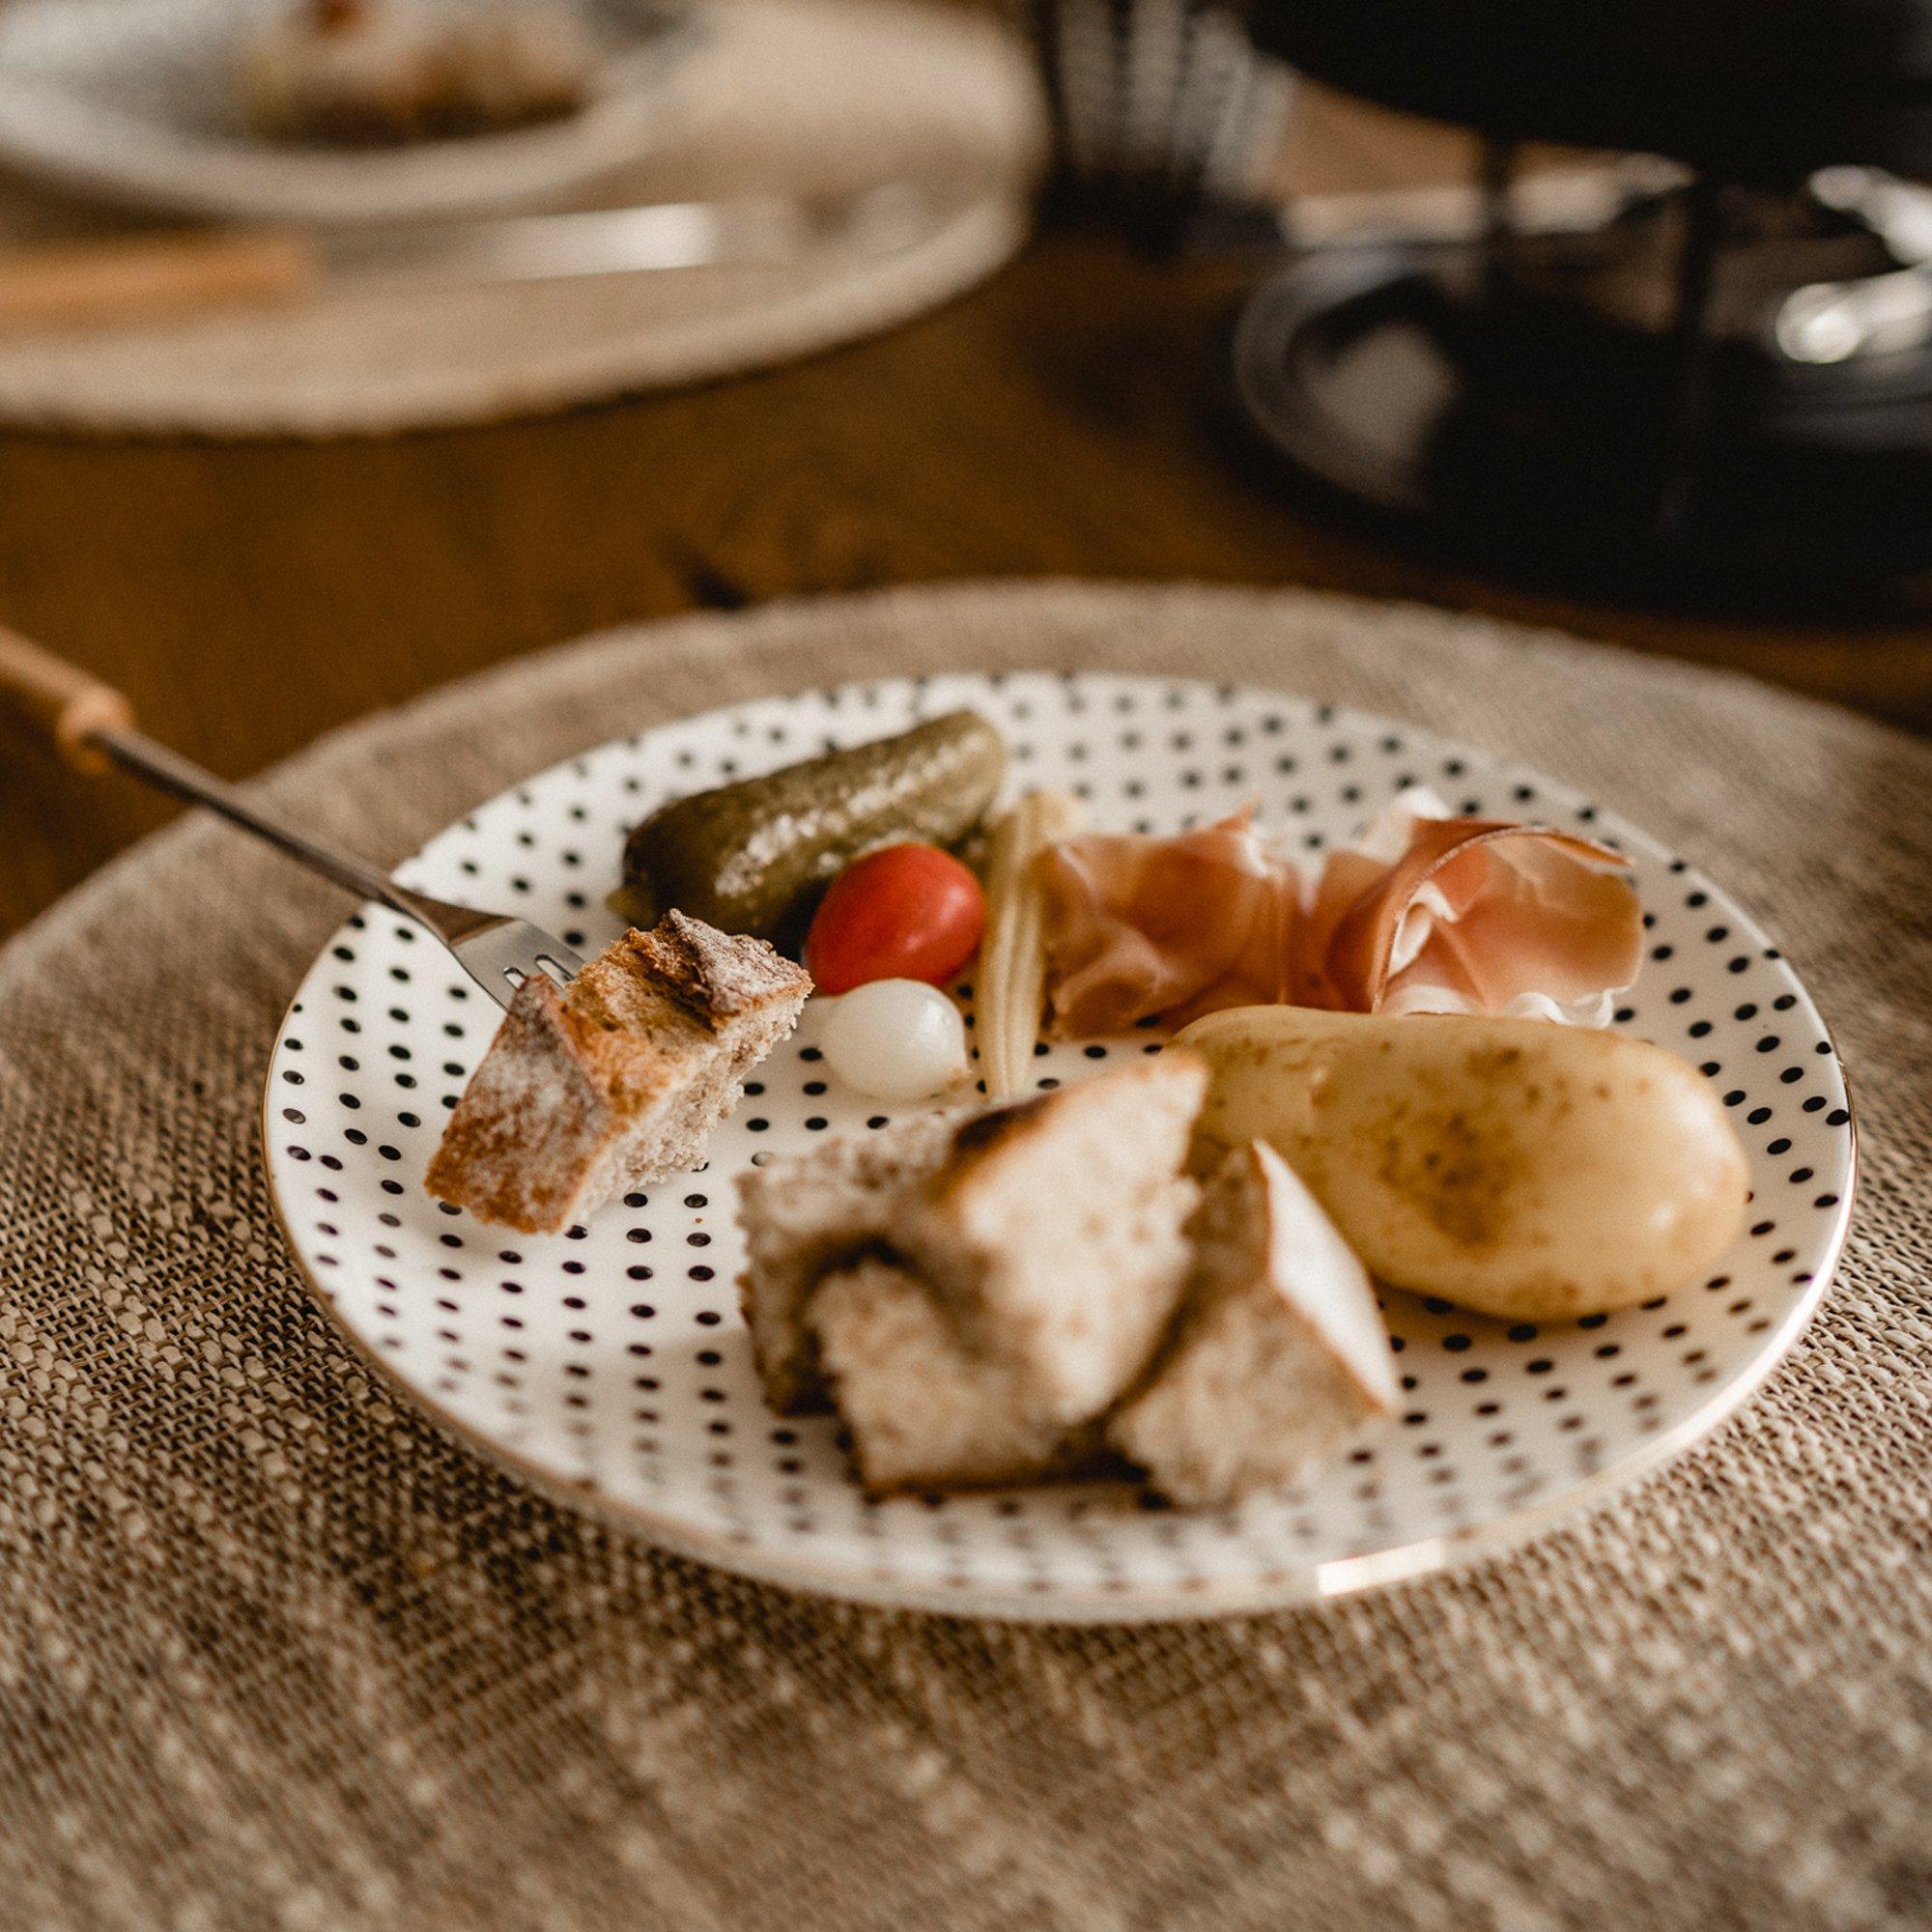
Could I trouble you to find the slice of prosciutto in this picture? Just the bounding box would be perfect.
[1302,788,1642,1025]
[1037,809,1302,1037]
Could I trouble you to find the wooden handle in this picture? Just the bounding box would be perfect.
[0,626,134,773]
[0,229,321,335]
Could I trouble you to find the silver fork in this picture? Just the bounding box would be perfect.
[0,626,583,1009]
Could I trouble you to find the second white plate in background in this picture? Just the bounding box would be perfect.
[0,0,701,224]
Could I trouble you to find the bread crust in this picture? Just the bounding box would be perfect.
[426,913,810,1234]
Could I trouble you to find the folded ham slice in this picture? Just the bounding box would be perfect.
[1303,788,1642,1024]
[1038,809,1301,1037]
[1037,789,1642,1037]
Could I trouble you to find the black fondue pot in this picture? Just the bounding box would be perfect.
[1253,0,1932,180]
[1232,0,1932,611]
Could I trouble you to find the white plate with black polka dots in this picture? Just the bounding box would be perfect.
[264,673,1857,1622]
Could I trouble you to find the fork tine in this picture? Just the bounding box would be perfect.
[378,888,586,1010]
[447,919,587,1010]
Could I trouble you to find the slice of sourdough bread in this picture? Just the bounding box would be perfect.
[891,1054,1208,1429]
[426,911,810,1235]
[1109,1138,1399,1507]
[735,1109,960,1413]
[810,1255,1102,1492]
[738,1054,1208,1488]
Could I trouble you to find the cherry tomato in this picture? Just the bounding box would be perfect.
[805,843,986,995]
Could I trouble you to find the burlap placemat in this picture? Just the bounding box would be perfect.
[1,582,1926,1931]
[0,0,1042,437]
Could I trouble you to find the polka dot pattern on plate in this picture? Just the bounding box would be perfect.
[264,673,1856,1621]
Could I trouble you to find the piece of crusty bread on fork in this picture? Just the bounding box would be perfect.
[428,910,810,1235]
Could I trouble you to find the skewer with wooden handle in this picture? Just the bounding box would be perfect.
[0,623,135,772]
[1,625,586,1004]
[0,624,400,902]
[0,229,319,334]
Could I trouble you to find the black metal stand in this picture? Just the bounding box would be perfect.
[1653,179,1728,544]
[1227,163,1932,615]
[1477,137,1518,306]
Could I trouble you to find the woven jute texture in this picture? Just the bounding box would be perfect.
[0,0,1041,437]
[0,582,1926,1931]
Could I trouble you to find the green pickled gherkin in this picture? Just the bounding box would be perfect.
[614,710,1006,946]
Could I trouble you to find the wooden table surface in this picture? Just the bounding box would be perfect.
[3,85,1928,945]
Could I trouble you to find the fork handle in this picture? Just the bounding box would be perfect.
[0,619,393,904]
[0,623,136,773]
[2,621,526,999]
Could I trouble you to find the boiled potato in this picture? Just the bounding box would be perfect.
[1175,1006,1749,1320]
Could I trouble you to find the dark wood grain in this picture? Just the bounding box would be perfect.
[2,88,1927,943]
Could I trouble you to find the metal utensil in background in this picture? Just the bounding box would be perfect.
[0,180,961,335]
[1776,166,1932,363]
[1190,156,1690,259]
[0,628,582,1009]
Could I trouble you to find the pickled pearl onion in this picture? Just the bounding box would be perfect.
[816,980,970,1102]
